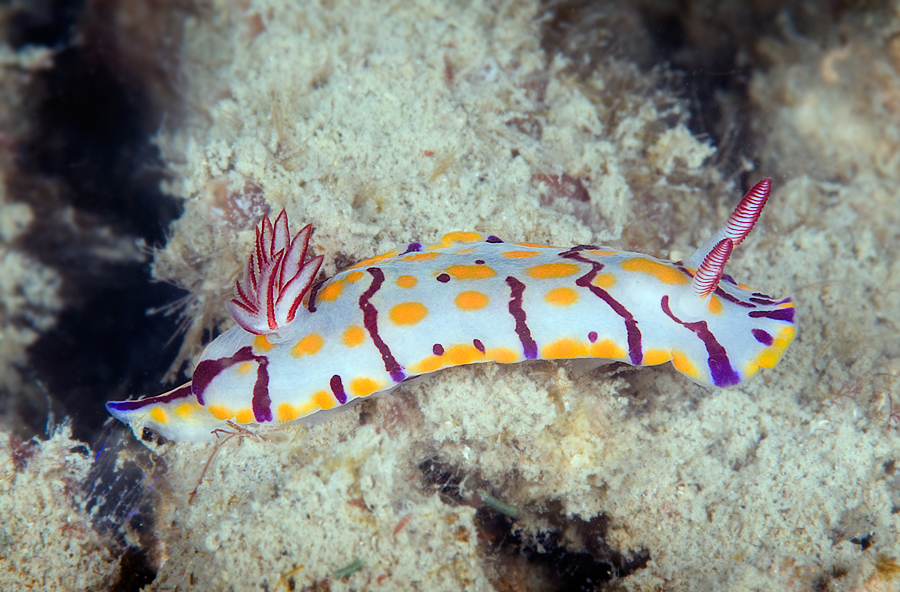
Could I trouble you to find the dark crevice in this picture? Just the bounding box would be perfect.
[479,509,650,591]
[108,546,157,592]
[83,423,166,589]
[7,0,85,49]
[419,457,649,589]
[6,0,185,445]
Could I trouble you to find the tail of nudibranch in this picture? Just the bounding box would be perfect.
[227,210,324,341]
[668,178,793,386]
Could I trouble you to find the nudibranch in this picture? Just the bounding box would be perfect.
[109,179,795,442]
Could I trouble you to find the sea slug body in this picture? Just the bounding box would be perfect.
[108,179,796,442]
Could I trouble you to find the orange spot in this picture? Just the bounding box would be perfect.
[346,271,364,283]
[671,351,699,379]
[433,231,483,248]
[502,250,540,258]
[237,362,254,375]
[291,333,323,357]
[150,407,168,424]
[542,338,588,359]
[620,258,689,285]
[412,356,444,374]
[402,252,440,262]
[253,334,274,352]
[642,349,671,365]
[312,391,335,410]
[586,249,618,256]
[453,248,477,254]
[445,264,496,280]
[455,291,489,310]
[446,344,484,365]
[592,273,616,289]
[488,347,519,364]
[278,403,300,422]
[296,401,318,416]
[389,302,428,325]
[777,325,796,347]
[396,274,418,288]
[424,150,434,156]
[351,377,380,397]
[346,250,399,270]
[318,280,344,302]
[742,361,760,380]
[517,242,557,248]
[175,403,196,418]
[208,405,234,420]
[755,326,796,369]
[343,325,366,347]
[590,339,626,359]
[526,262,580,279]
[544,287,578,306]
[707,295,723,315]
[235,408,255,424]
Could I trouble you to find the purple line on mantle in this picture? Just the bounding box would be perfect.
[752,329,774,346]
[749,307,794,323]
[505,276,537,359]
[106,383,194,412]
[562,249,643,365]
[661,296,740,387]
[360,267,406,382]
[193,346,272,422]
[330,375,347,405]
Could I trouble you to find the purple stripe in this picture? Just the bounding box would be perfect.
[749,307,794,322]
[505,276,537,359]
[252,357,272,422]
[192,346,273,422]
[194,346,255,403]
[588,331,597,343]
[306,280,325,313]
[402,242,423,254]
[107,383,194,412]
[360,268,406,382]
[674,264,697,281]
[473,339,485,353]
[433,344,444,356]
[437,273,450,283]
[660,296,740,387]
[750,297,777,305]
[678,264,754,308]
[562,250,643,365]
[486,236,503,243]
[715,287,756,308]
[752,329,774,346]
[330,375,347,405]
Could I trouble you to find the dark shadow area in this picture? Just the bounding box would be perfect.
[6,0,185,443]
[419,457,649,590]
